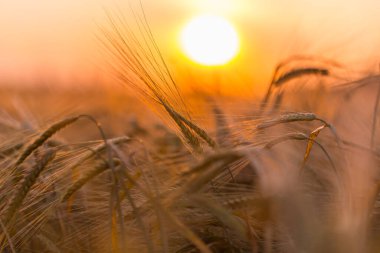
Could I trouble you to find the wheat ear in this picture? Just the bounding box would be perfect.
[173,109,217,148]
[4,149,56,224]
[14,116,79,168]
[274,67,329,86]
[162,102,202,152]
[256,112,321,130]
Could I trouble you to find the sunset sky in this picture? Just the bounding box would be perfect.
[1,0,380,93]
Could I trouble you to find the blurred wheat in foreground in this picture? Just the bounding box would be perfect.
[1,10,380,253]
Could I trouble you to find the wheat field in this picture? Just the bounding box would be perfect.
[1,8,380,253]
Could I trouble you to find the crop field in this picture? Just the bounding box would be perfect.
[1,2,380,253]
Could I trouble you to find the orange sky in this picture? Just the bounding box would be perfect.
[1,0,380,93]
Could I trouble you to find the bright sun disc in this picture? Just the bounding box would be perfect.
[180,15,239,66]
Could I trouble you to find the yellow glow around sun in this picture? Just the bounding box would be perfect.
[180,14,239,66]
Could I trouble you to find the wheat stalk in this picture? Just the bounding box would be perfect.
[213,105,231,147]
[0,218,16,253]
[61,159,120,202]
[191,195,248,241]
[264,132,336,172]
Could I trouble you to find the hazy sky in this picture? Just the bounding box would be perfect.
[1,0,380,91]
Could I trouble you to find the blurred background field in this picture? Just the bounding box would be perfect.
[1,0,380,93]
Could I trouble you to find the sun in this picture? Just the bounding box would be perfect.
[180,14,239,66]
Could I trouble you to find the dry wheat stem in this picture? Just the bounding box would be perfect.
[213,105,232,147]
[68,136,131,172]
[61,159,120,202]
[191,195,248,241]
[36,233,61,253]
[160,206,212,253]
[264,132,337,173]
[81,115,127,252]
[0,218,16,253]
[118,176,155,253]
[109,142,151,197]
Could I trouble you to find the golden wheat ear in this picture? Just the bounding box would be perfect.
[4,149,56,225]
[102,8,219,154]
[12,116,80,178]
[261,55,340,112]
[173,108,217,149]
[274,67,329,86]
[256,112,317,130]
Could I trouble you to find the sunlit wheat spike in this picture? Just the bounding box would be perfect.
[101,8,189,115]
[174,115,202,153]
[162,102,202,152]
[14,116,80,168]
[256,112,317,130]
[274,67,329,86]
[162,100,215,149]
[173,108,217,149]
[61,159,120,202]
[101,8,216,153]
[4,149,56,224]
